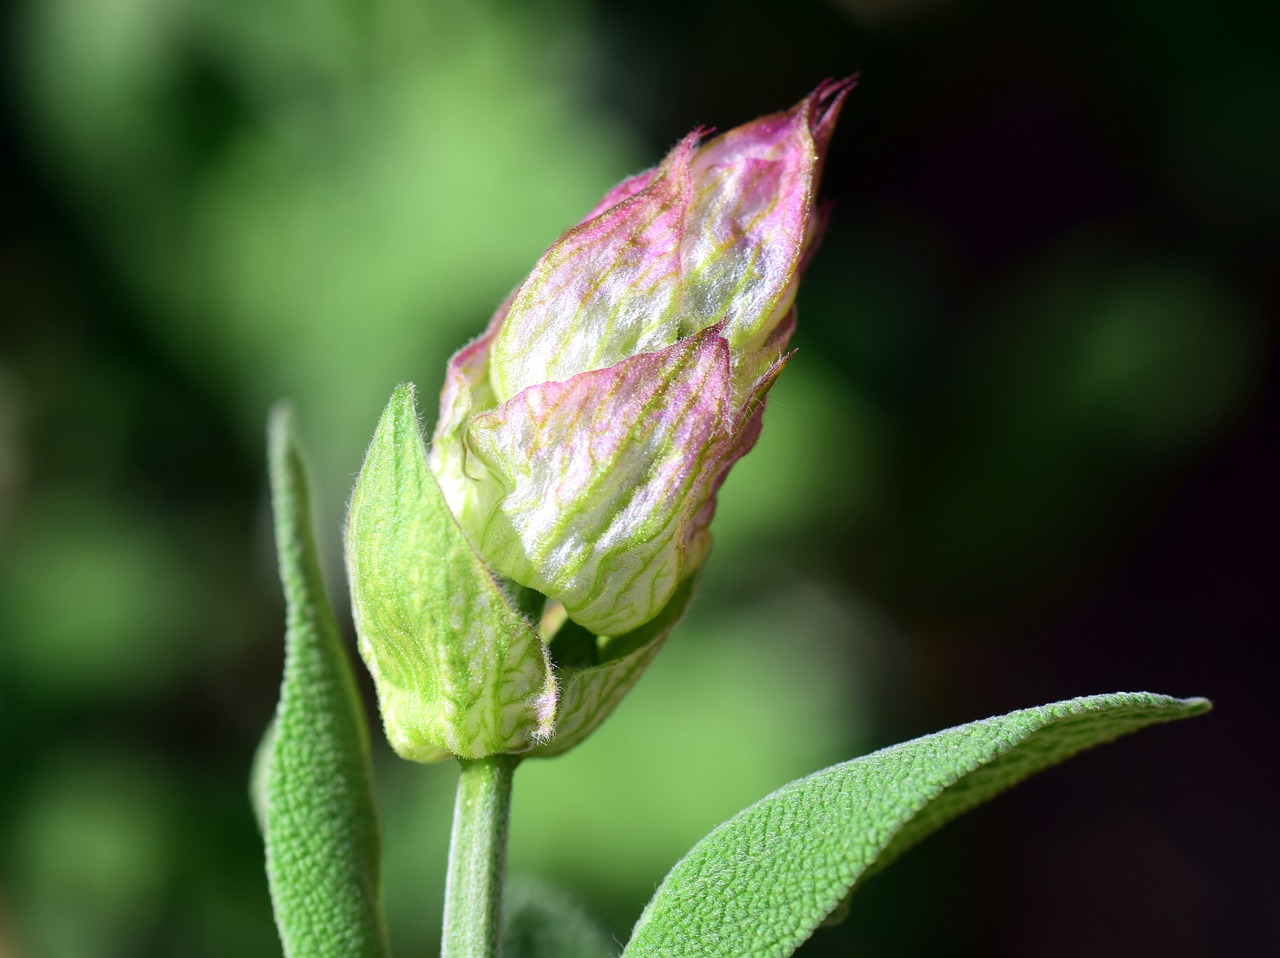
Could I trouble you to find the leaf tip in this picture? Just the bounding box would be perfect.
[1178,695,1213,716]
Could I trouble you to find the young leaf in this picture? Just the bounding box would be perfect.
[503,878,617,958]
[624,691,1210,958]
[260,404,390,958]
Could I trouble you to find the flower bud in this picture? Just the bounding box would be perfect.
[432,78,852,637]
[347,80,851,761]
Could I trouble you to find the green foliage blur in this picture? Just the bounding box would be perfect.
[2,0,1275,955]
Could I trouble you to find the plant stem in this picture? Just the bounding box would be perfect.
[441,754,516,958]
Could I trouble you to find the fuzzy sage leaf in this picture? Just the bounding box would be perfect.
[259,404,390,958]
[502,879,617,958]
[346,383,556,762]
[624,691,1210,958]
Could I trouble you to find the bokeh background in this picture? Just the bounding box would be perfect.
[2,0,1276,955]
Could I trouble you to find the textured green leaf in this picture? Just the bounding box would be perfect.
[503,878,617,958]
[346,384,556,761]
[261,404,389,958]
[624,691,1210,958]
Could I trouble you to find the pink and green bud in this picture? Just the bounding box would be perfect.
[432,78,852,636]
[347,80,850,761]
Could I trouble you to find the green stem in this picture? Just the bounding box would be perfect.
[441,755,516,958]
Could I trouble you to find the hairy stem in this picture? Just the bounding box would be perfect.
[441,755,516,958]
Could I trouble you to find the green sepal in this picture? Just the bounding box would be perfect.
[527,577,695,759]
[623,691,1210,958]
[346,384,557,761]
[259,404,390,958]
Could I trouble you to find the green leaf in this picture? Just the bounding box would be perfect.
[260,404,390,958]
[503,878,617,958]
[624,691,1210,958]
[345,384,556,761]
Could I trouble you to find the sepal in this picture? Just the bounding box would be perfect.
[345,385,557,761]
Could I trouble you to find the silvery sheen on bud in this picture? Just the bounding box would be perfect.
[347,79,852,761]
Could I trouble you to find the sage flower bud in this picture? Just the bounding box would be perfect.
[346,80,851,761]
[432,78,852,637]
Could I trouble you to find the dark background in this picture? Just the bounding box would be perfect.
[2,0,1275,955]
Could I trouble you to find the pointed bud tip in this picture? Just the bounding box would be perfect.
[806,75,857,156]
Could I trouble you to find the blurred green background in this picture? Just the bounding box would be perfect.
[1,0,1275,955]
